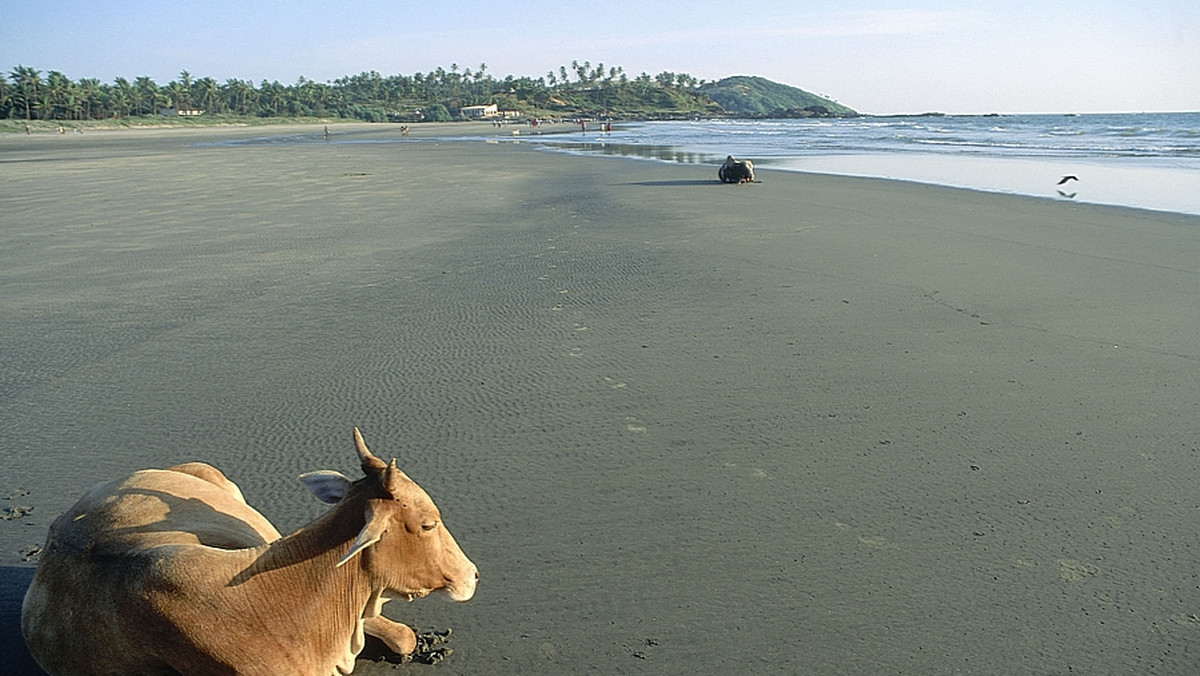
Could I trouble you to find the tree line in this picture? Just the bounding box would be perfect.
[1,61,715,123]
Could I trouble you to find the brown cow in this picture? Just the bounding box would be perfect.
[718,155,756,184]
[21,428,478,675]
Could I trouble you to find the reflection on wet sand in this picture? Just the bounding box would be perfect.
[530,141,722,166]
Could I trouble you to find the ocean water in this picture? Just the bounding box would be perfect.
[529,113,1200,215]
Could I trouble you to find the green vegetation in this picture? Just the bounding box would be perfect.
[701,75,857,117]
[0,62,856,130]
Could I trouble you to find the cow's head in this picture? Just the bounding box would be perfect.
[300,428,478,603]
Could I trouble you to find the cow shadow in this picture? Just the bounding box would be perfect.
[0,566,46,675]
[99,486,276,550]
[625,179,721,187]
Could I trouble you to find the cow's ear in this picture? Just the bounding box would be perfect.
[338,505,387,567]
[299,470,353,504]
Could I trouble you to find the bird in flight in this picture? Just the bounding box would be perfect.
[1057,175,1079,185]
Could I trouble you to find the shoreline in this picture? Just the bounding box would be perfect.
[8,117,1197,216]
[3,129,1200,674]
[773,152,1200,217]
[504,133,1200,216]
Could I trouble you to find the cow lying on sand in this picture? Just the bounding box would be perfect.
[21,428,477,676]
[718,155,756,184]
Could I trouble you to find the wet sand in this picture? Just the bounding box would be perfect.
[2,123,1200,674]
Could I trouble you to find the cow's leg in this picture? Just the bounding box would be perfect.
[364,616,417,655]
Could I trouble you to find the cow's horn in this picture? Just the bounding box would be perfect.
[381,459,408,496]
[353,427,387,472]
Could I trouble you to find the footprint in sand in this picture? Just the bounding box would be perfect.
[2,504,34,521]
[624,416,646,433]
[833,521,898,550]
[721,463,768,479]
[1172,613,1200,628]
[1057,558,1099,582]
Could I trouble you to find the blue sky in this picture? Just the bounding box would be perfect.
[4,0,1197,114]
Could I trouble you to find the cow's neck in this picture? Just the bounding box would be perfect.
[240,495,377,672]
[273,497,368,570]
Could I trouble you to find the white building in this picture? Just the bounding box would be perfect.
[461,104,499,119]
[158,106,205,117]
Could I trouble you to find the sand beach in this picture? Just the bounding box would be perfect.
[2,122,1199,674]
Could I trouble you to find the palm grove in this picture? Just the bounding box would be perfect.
[2,62,728,124]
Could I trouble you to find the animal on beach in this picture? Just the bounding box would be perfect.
[21,428,478,676]
[718,155,756,184]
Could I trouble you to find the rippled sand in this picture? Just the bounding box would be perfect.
[3,124,1200,674]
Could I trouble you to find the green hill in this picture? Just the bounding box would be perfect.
[701,76,857,117]
[3,65,855,126]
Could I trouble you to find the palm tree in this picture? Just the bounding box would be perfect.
[194,77,220,113]
[167,71,194,110]
[259,80,283,116]
[34,91,52,121]
[224,78,258,115]
[0,76,11,119]
[222,79,243,114]
[134,76,159,115]
[176,70,194,107]
[10,65,43,120]
[471,63,489,100]
[78,78,102,119]
[45,71,74,119]
[111,77,134,117]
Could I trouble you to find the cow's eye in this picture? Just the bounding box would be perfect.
[421,521,438,532]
